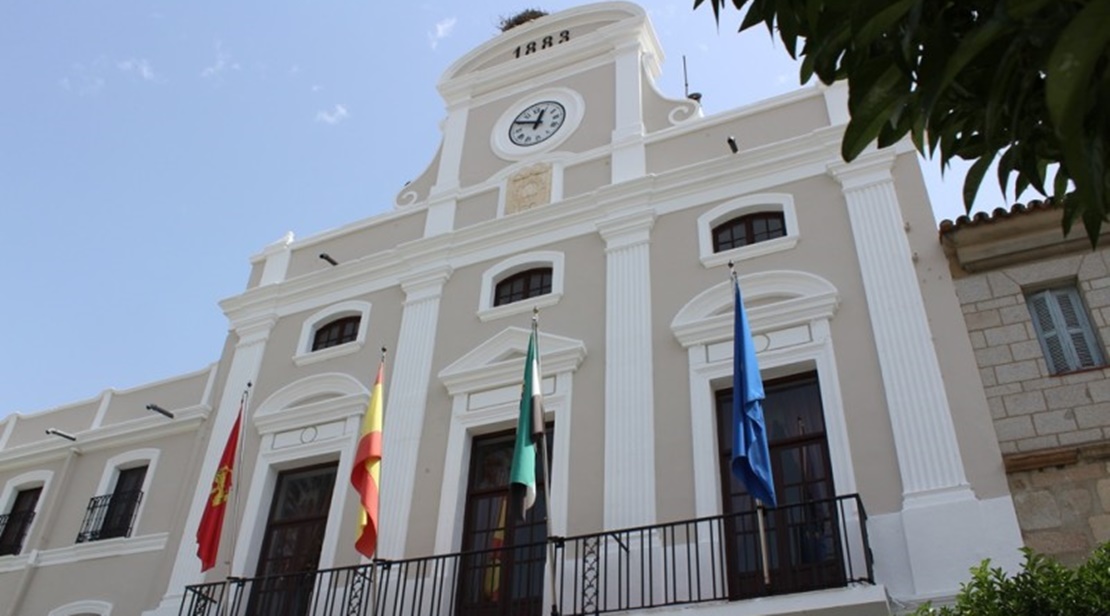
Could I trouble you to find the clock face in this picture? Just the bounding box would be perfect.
[508,101,566,147]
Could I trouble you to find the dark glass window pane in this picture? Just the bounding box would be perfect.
[0,487,41,555]
[311,316,360,351]
[458,428,552,616]
[494,268,553,307]
[713,212,787,252]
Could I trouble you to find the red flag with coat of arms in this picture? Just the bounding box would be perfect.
[196,407,243,571]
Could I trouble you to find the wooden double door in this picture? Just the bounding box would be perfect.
[250,462,338,616]
[716,372,845,598]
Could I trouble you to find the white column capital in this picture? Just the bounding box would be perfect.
[233,314,279,347]
[827,148,898,191]
[597,210,655,250]
[400,265,453,301]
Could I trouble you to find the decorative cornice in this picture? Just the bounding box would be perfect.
[827,147,899,191]
[0,406,209,471]
[439,327,587,396]
[33,532,169,568]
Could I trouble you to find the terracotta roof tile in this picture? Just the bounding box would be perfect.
[938,199,1058,235]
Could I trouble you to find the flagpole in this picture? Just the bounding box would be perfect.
[225,382,251,608]
[533,308,560,616]
[368,346,386,616]
[731,262,772,588]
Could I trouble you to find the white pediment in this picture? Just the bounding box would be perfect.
[251,372,369,435]
[439,326,587,396]
[671,270,839,348]
[439,3,651,95]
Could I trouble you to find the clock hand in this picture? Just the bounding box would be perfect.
[531,109,546,129]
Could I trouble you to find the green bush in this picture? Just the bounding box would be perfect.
[914,543,1110,616]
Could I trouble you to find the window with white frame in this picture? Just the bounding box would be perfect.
[294,301,371,366]
[78,449,158,543]
[478,252,564,321]
[1026,285,1106,374]
[696,194,799,268]
[0,470,50,557]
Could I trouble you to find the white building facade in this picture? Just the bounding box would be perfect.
[0,4,1025,615]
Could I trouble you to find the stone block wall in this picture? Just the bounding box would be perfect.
[953,250,1110,453]
[1006,447,1110,566]
[954,247,1110,563]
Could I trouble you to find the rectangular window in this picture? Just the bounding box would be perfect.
[77,465,147,542]
[1026,286,1105,374]
[0,487,42,556]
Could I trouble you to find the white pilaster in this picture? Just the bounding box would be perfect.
[610,42,645,183]
[829,152,966,495]
[146,315,276,616]
[377,265,452,559]
[597,210,656,529]
[830,151,1022,597]
[257,232,295,286]
[424,104,470,237]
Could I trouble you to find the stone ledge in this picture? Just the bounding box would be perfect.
[1004,440,1110,473]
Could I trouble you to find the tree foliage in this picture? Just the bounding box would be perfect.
[694,0,1110,243]
[912,543,1110,615]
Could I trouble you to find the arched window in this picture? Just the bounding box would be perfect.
[294,301,371,366]
[478,252,564,321]
[493,268,553,307]
[311,316,361,351]
[696,194,799,267]
[712,212,786,252]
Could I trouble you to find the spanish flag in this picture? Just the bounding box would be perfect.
[196,404,243,572]
[351,360,385,558]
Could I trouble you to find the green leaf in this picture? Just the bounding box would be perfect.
[853,0,914,47]
[963,150,996,214]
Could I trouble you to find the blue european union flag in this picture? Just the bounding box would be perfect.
[732,278,777,508]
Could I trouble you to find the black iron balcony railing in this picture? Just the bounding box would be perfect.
[75,490,143,543]
[181,494,872,616]
[0,510,36,556]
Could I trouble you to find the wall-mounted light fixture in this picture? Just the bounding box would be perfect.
[45,428,77,442]
[319,253,339,266]
[145,403,175,419]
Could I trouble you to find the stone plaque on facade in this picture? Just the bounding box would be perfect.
[505,163,552,215]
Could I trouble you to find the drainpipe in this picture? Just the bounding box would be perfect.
[6,446,81,616]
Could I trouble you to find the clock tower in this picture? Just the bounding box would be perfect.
[394,2,700,237]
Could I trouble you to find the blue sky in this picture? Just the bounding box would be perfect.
[0,2,991,417]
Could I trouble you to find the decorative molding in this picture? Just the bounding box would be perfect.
[438,326,587,396]
[34,532,169,567]
[671,272,839,349]
[48,599,114,616]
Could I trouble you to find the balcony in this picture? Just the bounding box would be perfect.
[75,490,143,543]
[181,494,875,616]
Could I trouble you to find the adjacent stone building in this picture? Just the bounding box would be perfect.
[941,200,1110,566]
